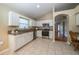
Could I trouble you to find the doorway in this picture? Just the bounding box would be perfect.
[55,14,68,42]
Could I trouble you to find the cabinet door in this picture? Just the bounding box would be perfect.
[8,11,19,26]
[15,32,33,50]
[15,35,25,50]
[37,31,42,37]
[28,32,33,41]
[24,32,33,43]
[49,31,53,39]
[76,13,79,25]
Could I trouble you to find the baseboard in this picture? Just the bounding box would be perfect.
[0,48,9,55]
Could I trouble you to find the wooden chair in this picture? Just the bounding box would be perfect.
[69,31,79,51]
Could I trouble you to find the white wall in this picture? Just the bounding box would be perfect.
[36,12,53,26]
[36,19,53,26]
[53,5,79,43]
[0,5,9,52]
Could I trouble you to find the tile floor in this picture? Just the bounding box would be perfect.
[14,38,79,55]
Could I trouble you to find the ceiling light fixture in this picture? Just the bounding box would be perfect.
[36,4,40,8]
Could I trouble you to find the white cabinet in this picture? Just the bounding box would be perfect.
[76,13,79,26]
[9,32,33,52]
[15,34,25,50]
[49,31,53,39]
[8,11,19,26]
[37,30,42,37]
[24,32,33,43]
[36,30,53,39]
[29,19,36,26]
[32,20,36,26]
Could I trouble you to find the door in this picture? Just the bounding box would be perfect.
[55,22,67,41]
[55,15,68,42]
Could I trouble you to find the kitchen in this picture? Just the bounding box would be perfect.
[0,3,79,55]
[8,10,53,53]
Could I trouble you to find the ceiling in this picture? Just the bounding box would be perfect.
[1,3,79,19]
[55,3,78,11]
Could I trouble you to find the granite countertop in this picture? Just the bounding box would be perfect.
[8,26,53,35]
[36,29,53,31]
[8,28,34,35]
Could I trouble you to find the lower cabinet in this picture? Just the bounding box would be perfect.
[37,30,53,39]
[49,31,53,39]
[9,32,33,52]
[37,30,42,37]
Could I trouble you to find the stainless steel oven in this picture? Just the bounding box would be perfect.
[42,23,50,38]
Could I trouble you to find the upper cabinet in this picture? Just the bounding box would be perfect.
[75,13,79,26]
[8,11,36,27]
[8,11,19,26]
[29,19,36,26]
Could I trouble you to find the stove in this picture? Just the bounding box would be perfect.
[42,23,50,38]
[42,29,49,36]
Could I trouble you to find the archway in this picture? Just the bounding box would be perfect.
[55,14,69,42]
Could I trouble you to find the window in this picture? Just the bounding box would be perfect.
[19,17,29,29]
